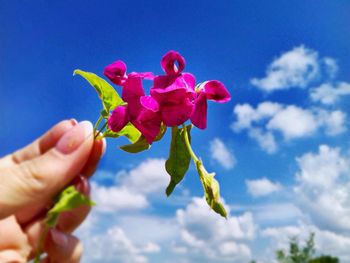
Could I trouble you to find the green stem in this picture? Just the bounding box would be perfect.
[94,121,108,140]
[33,223,50,263]
[182,124,199,163]
[93,115,103,133]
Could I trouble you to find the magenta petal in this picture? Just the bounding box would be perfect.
[104,60,127,86]
[161,51,186,75]
[108,106,130,132]
[140,95,159,112]
[161,98,195,127]
[129,71,155,80]
[133,109,162,144]
[190,92,208,129]
[182,73,196,90]
[203,80,231,103]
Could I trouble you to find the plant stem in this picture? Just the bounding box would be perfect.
[93,115,103,133]
[182,124,199,163]
[33,224,50,263]
[94,121,108,140]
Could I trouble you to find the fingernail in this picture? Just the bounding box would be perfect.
[73,175,90,194]
[70,118,78,125]
[50,228,68,247]
[56,121,93,154]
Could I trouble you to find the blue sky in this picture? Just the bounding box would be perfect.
[1,1,350,262]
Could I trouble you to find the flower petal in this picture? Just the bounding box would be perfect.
[104,60,127,85]
[190,92,208,129]
[161,51,186,75]
[202,80,231,103]
[129,71,154,80]
[122,75,145,116]
[108,105,130,132]
[161,98,195,127]
[182,73,196,90]
[140,95,159,112]
[133,109,162,144]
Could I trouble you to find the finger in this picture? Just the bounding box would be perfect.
[25,178,90,259]
[57,176,91,233]
[81,137,106,178]
[0,121,94,219]
[45,229,83,263]
[0,216,31,262]
[1,119,77,168]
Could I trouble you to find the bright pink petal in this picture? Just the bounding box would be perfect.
[202,80,231,103]
[129,71,155,80]
[104,60,127,85]
[108,105,130,132]
[161,98,195,127]
[161,51,186,75]
[140,95,159,112]
[190,92,208,129]
[182,73,196,90]
[133,109,162,144]
[122,76,145,116]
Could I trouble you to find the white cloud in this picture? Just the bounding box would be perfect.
[92,183,148,212]
[232,102,346,153]
[310,82,350,105]
[175,197,256,262]
[246,178,282,197]
[294,145,350,232]
[209,138,236,169]
[323,57,338,79]
[91,158,170,213]
[120,158,169,195]
[250,46,320,91]
[81,226,153,263]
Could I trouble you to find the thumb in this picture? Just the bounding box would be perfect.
[0,121,94,219]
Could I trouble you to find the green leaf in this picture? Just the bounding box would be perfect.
[120,134,150,153]
[103,122,141,143]
[165,125,191,196]
[196,161,227,218]
[74,69,123,111]
[46,186,95,227]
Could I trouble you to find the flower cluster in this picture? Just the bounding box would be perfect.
[104,51,231,143]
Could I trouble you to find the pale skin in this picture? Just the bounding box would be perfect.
[0,120,106,262]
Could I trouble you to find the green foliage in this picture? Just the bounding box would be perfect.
[74,69,123,111]
[46,186,95,227]
[309,256,339,263]
[196,161,227,218]
[165,126,191,196]
[119,134,150,153]
[275,233,339,263]
[103,123,141,143]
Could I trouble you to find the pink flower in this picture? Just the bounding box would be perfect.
[150,51,196,127]
[104,60,127,86]
[107,105,129,132]
[190,80,231,129]
[122,74,162,143]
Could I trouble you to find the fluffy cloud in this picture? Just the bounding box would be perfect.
[250,46,320,91]
[232,102,346,153]
[91,158,169,213]
[209,138,236,170]
[294,145,350,232]
[310,82,350,105]
[174,198,256,262]
[246,178,282,197]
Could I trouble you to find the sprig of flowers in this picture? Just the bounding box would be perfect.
[34,50,231,262]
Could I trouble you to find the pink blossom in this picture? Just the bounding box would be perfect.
[104,60,127,86]
[190,80,231,129]
[150,51,196,127]
[108,105,129,132]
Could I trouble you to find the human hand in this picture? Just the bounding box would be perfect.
[0,119,106,262]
